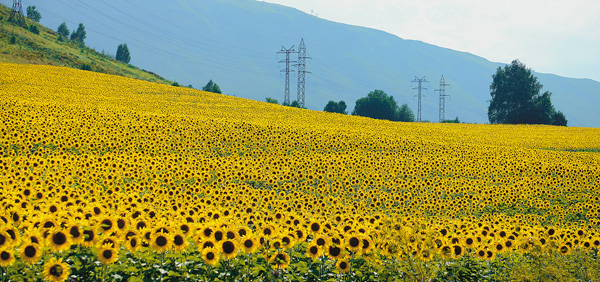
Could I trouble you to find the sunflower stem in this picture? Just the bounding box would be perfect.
[160,251,165,282]
[246,253,251,282]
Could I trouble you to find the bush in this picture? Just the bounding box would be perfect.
[9,36,16,44]
[28,25,40,35]
[80,64,92,71]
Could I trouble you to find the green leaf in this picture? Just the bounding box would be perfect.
[124,266,139,273]
[128,277,144,282]
[168,271,181,277]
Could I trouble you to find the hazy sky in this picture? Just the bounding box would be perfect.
[264,0,600,82]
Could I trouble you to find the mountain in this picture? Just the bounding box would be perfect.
[2,0,599,127]
[0,3,172,85]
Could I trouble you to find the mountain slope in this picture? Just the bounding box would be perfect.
[0,4,172,85]
[6,0,599,127]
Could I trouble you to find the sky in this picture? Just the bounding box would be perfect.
[263,0,600,82]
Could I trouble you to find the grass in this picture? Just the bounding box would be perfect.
[0,4,174,85]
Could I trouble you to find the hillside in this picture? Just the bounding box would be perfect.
[0,3,172,85]
[2,64,600,280]
[10,0,600,127]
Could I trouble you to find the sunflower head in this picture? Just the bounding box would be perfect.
[0,250,16,267]
[241,236,258,254]
[47,228,72,252]
[20,243,42,264]
[220,240,238,260]
[202,247,219,266]
[43,257,70,282]
[269,252,290,269]
[336,259,351,274]
[151,232,172,253]
[97,245,118,264]
[172,233,188,252]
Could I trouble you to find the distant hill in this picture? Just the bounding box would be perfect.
[0,3,172,85]
[3,0,599,126]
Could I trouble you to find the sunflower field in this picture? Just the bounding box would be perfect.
[1,63,600,281]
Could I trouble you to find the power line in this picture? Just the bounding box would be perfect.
[435,75,451,123]
[30,2,276,77]
[277,45,296,105]
[412,76,429,122]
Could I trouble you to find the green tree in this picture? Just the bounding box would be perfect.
[352,90,400,121]
[265,97,279,104]
[488,60,566,125]
[70,23,87,45]
[323,100,348,114]
[552,111,567,126]
[116,44,131,64]
[442,117,460,123]
[57,22,69,38]
[397,103,415,122]
[26,6,41,22]
[202,80,222,94]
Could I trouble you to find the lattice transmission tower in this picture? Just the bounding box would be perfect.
[435,75,451,123]
[9,0,25,26]
[277,46,296,105]
[295,39,310,108]
[412,76,429,122]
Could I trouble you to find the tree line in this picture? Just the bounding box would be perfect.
[265,59,567,126]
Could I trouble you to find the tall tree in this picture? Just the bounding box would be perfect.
[323,100,347,114]
[26,6,41,22]
[57,22,69,38]
[70,23,87,45]
[202,80,222,94]
[397,103,415,122]
[352,90,399,121]
[116,44,131,64]
[488,60,566,125]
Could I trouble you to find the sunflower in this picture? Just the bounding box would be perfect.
[202,247,219,266]
[558,244,571,255]
[47,229,72,252]
[199,239,216,250]
[0,250,15,267]
[307,243,322,260]
[97,245,118,264]
[241,236,258,253]
[420,249,433,262]
[360,236,374,254]
[81,228,97,247]
[43,257,70,282]
[20,243,42,264]
[346,235,362,252]
[98,217,116,234]
[336,259,351,274]
[68,225,84,244]
[327,245,344,260]
[151,232,172,253]
[313,234,330,248]
[280,235,294,250]
[439,245,452,258]
[476,249,487,259]
[213,229,225,242]
[125,236,141,252]
[172,232,188,252]
[269,252,290,269]
[308,221,322,235]
[0,231,11,250]
[224,229,238,241]
[219,240,238,260]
